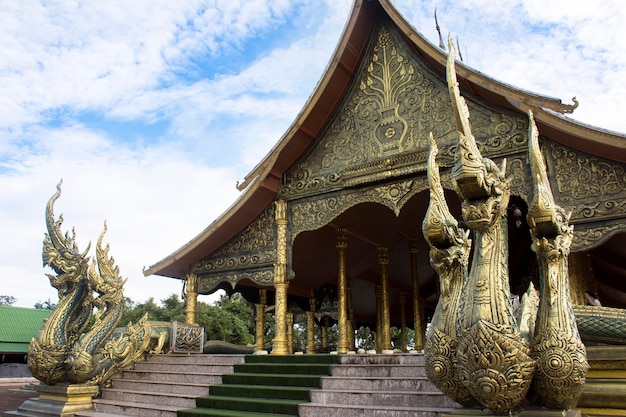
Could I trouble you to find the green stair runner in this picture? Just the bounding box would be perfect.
[178,354,339,417]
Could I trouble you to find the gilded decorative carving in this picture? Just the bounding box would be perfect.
[527,111,588,409]
[171,321,204,353]
[571,223,626,251]
[28,183,151,387]
[291,178,430,238]
[193,205,276,275]
[549,141,626,210]
[447,37,534,414]
[508,157,529,202]
[422,133,476,406]
[197,269,274,293]
[279,21,527,200]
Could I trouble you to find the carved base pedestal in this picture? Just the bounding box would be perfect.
[3,383,99,417]
[442,407,583,417]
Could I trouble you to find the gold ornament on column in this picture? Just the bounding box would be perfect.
[422,133,476,406]
[399,293,407,352]
[255,289,267,352]
[378,247,392,352]
[409,239,424,351]
[447,35,534,414]
[307,291,316,354]
[336,228,350,353]
[527,110,588,409]
[272,200,290,355]
[184,273,198,325]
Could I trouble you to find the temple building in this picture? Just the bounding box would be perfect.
[143,0,626,355]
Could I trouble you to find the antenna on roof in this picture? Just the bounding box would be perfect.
[456,36,464,62]
[435,8,445,50]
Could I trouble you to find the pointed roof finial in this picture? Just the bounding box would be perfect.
[456,36,463,62]
[435,8,445,50]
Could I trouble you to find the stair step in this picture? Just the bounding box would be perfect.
[222,372,323,387]
[244,354,340,364]
[209,383,311,401]
[178,407,291,417]
[299,402,456,417]
[330,364,427,377]
[111,378,209,395]
[338,354,425,365]
[101,387,198,407]
[196,394,302,415]
[310,389,459,407]
[320,376,436,391]
[147,354,244,365]
[234,362,332,375]
[122,369,223,384]
[91,398,180,417]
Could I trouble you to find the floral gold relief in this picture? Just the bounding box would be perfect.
[527,111,588,409]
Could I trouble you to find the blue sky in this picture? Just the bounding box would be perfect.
[1,0,625,308]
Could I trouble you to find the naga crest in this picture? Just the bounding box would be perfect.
[28,182,154,387]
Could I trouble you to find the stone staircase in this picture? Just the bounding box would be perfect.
[76,354,244,417]
[74,353,457,417]
[300,354,458,417]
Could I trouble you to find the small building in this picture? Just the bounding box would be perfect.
[0,306,50,363]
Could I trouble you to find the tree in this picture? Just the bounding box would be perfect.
[0,295,17,306]
[34,298,56,309]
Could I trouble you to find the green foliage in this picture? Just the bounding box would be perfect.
[120,292,256,346]
[34,298,56,310]
[0,295,17,306]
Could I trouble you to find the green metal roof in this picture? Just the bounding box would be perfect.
[0,305,51,353]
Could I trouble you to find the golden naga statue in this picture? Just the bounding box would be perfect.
[423,35,588,414]
[28,182,153,387]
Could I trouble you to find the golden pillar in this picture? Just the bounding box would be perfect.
[287,312,294,354]
[322,316,329,350]
[378,247,392,352]
[348,279,355,350]
[307,292,316,354]
[336,228,350,354]
[272,200,290,355]
[255,289,267,352]
[184,273,198,325]
[409,239,424,350]
[399,293,407,352]
[375,285,382,352]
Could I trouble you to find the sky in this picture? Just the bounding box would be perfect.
[1,0,625,309]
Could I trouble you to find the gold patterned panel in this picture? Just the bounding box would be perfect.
[197,268,275,294]
[571,222,626,251]
[547,140,626,223]
[193,205,276,276]
[290,176,438,238]
[279,20,527,200]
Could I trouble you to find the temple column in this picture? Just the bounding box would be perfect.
[410,239,424,350]
[322,316,329,351]
[184,273,198,325]
[375,285,382,352]
[336,228,350,354]
[378,247,392,352]
[399,293,407,352]
[255,289,267,353]
[307,292,316,354]
[348,279,355,350]
[287,312,294,354]
[272,200,290,355]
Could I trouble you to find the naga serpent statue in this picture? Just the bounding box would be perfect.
[422,35,588,414]
[28,182,153,387]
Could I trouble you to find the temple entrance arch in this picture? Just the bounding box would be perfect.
[288,188,463,350]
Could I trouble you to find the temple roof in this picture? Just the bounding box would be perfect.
[144,0,626,281]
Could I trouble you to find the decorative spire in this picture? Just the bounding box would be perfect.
[435,9,445,50]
